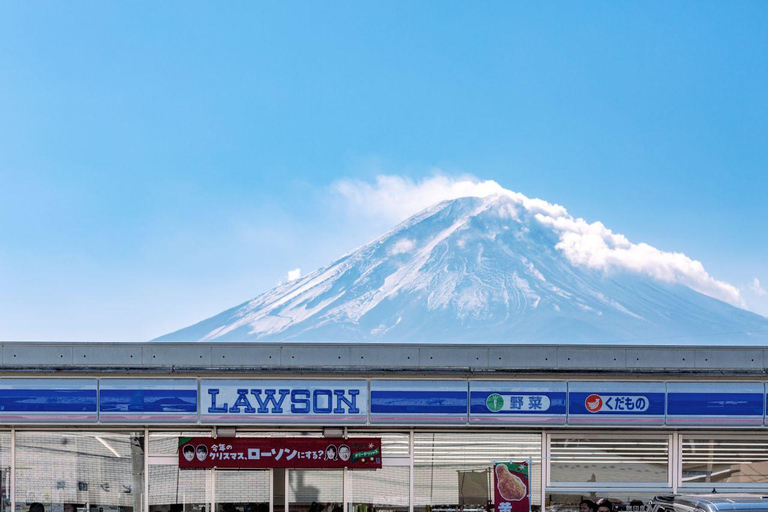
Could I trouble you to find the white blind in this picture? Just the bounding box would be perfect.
[549,436,669,484]
[682,437,768,485]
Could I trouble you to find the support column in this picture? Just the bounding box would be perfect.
[10,430,15,512]
[671,431,679,493]
[131,433,146,512]
[269,469,274,512]
[409,430,414,512]
[540,431,548,512]
[273,469,286,512]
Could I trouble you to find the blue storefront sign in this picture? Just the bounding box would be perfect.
[4,377,768,427]
[370,380,468,424]
[666,382,764,426]
[469,381,566,425]
[568,381,666,425]
[0,379,98,422]
[200,379,368,425]
[99,379,198,423]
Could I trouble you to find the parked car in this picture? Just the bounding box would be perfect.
[648,494,768,512]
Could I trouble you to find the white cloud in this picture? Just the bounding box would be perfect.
[333,173,508,224]
[286,268,301,281]
[332,173,744,307]
[534,214,743,306]
[750,278,767,297]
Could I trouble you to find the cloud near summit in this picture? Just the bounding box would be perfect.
[333,174,744,307]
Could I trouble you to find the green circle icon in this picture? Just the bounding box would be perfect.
[486,393,504,412]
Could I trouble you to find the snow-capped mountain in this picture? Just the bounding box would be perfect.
[156,194,768,343]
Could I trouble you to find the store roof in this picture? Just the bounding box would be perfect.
[0,341,766,375]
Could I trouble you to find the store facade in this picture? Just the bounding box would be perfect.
[2,343,768,512]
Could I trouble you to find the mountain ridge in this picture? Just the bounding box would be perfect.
[156,194,768,343]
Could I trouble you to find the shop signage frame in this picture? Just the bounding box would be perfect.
[369,379,468,424]
[199,379,369,425]
[0,378,98,423]
[99,378,198,423]
[471,381,567,425]
[567,382,666,425]
[666,382,765,426]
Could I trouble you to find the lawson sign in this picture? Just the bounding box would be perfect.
[200,379,368,425]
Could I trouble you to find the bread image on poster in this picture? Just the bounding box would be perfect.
[495,464,527,501]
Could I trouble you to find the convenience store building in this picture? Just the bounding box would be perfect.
[2,342,768,512]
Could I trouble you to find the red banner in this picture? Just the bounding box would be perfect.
[493,461,531,512]
[179,437,382,469]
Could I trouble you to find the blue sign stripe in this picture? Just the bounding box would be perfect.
[0,389,97,412]
[668,392,764,416]
[470,392,567,414]
[100,389,198,413]
[371,391,467,414]
[2,379,768,426]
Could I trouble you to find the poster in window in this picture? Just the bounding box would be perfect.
[493,461,531,512]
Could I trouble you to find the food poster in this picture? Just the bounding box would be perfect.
[493,461,530,512]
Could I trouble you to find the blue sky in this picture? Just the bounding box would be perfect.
[1,2,766,341]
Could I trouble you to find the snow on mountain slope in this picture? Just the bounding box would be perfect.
[156,194,768,343]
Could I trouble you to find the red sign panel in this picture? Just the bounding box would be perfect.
[493,461,531,512]
[179,437,382,469]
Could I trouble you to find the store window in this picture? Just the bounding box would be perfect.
[548,436,670,485]
[149,432,212,456]
[348,433,409,458]
[214,471,270,512]
[149,465,210,512]
[287,470,342,512]
[349,466,409,512]
[413,432,541,512]
[15,431,145,512]
[348,432,409,512]
[0,432,10,512]
[681,436,768,487]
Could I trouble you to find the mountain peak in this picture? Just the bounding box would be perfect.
[156,193,768,343]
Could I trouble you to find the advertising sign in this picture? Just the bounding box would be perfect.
[200,379,368,425]
[470,381,566,425]
[370,380,468,424]
[493,461,531,512]
[178,437,382,469]
[568,381,665,425]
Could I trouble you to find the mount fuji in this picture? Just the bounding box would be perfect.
[156,193,768,343]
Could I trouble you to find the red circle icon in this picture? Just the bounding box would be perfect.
[585,394,603,413]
